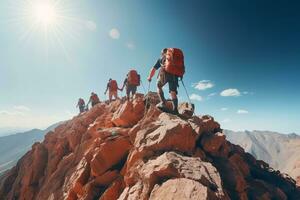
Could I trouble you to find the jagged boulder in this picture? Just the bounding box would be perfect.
[90,136,132,177]
[123,152,227,200]
[149,178,220,200]
[201,132,226,154]
[178,102,195,118]
[112,96,145,127]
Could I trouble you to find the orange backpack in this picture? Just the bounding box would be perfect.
[127,70,140,86]
[164,48,185,77]
[109,80,118,92]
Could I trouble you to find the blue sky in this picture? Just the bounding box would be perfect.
[0,0,299,133]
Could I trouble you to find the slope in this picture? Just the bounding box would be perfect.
[0,93,299,200]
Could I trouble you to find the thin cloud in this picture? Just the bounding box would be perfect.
[13,105,31,112]
[109,28,120,39]
[243,91,254,95]
[189,94,203,102]
[208,92,216,97]
[220,88,241,97]
[85,20,97,31]
[193,80,214,90]
[126,42,135,50]
[221,107,228,111]
[0,110,25,116]
[222,118,231,123]
[237,109,249,114]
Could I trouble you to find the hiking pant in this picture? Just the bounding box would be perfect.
[157,70,179,111]
[109,90,118,101]
[79,105,85,113]
[126,84,137,100]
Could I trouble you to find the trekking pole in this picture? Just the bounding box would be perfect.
[144,80,151,115]
[140,79,147,94]
[180,79,195,115]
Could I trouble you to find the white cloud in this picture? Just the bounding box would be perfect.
[220,88,241,97]
[193,80,214,90]
[13,105,31,112]
[85,20,97,31]
[126,42,135,50]
[237,109,249,114]
[189,94,203,102]
[109,28,120,39]
[221,107,228,111]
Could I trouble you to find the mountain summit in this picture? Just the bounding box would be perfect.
[0,93,299,200]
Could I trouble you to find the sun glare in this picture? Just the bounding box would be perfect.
[33,2,57,26]
[9,0,83,60]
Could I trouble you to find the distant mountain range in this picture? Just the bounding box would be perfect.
[224,130,300,181]
[0,122,63,175]
[0,128,28,137]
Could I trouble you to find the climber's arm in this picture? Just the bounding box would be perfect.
[147,67,156,82]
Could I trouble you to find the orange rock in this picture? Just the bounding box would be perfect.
[90,136,132,177]
[134,113,197,156]
[69,158,91,197]
[66,130,82,151]
[188,115,221,138]
[95,170,119,186]
[112,98,145,127]
[201,132,226,154]
[229,153,250,177]
[99,178,125,200]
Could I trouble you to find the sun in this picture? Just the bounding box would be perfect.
[33,2,57,26]
[8,0,83,60]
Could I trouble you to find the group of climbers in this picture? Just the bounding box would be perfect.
[77,48,185,115]
[76,92,100,113]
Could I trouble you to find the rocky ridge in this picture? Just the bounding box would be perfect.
[0,93,299,200]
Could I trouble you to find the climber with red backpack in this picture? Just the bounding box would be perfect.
[76,98,86,113]
[121,70,141,101]
[147,48,185,114]
[104,78,121,102]
[87,92,100,107]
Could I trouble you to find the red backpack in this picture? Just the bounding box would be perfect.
[79,99,85,106]
[127,70,140,86]
[164,48,185,77]
[109,80,118,92]
[91,94,100,103]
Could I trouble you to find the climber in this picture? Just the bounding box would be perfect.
[87,92,100,107]
[76,98,85,113]
[121,70,141,101]
[104,78,121,102]
[147,48,185,114]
